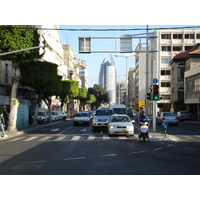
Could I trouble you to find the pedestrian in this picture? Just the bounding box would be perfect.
[161,121,168,138]
[0,112,7,137]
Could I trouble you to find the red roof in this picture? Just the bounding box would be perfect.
[173,51,189,60]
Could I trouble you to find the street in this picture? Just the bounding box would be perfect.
[0,119,200,175]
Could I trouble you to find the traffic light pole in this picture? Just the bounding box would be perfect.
[153,100,157,132]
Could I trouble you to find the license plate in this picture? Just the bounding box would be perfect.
[168,121,173,123]
[100,123,105,126]
[78,122,83,123]
[118,130,126,132]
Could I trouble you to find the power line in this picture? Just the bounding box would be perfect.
[1,25,200,32]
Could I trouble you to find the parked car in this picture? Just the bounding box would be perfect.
[177,111,192,121]
[108,114,135,136]
[57,111,68,120]
[157,112,178,126]
[37,109,49,124]
[73,112,91,126]
[51,111,59,121]
[92,108,113,131]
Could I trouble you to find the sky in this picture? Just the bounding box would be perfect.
[59,25,198,88]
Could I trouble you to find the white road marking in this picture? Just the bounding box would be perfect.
[58,130,65,134]
[71,136,81,141]
[88,135,95,140]
[103,135,110,140]
[39,136,52,141]
[130,151,145,154]
[153,147,163,151]
[67,127,72,129]
[64,157,86,161]
[9,136,25,141]
[23,136,39,141]
[100,154,118,157]
[118,136,127,140]
[55,135,66,141]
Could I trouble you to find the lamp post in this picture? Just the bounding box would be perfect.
[115,53,134,108]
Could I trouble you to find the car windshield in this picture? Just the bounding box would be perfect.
[76,113,88,117]
[38,112,44,116]
[112,108,127,114]
[111,116,130,122]
[163,113,176,116]
[95,110,113,116]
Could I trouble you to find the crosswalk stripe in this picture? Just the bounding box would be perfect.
[55,135,66,141]
[88,135,95,140]
[39,136,52,141]
[23,136,39,141]
[118,136,127,140]
[9,136,26,141]
[103,135,110,140]
[71,136,81,141]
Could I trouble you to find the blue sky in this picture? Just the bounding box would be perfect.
[59,25,196,87]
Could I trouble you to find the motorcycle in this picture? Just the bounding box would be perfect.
[138,121,150,142]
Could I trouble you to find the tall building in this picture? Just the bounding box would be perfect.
[99,55,117,104]
[148,29,200,114]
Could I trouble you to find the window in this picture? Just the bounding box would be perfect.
[197,34,200,39]
[161,82,171,87]
[185,34,194,39]
[161,58,170,64]
[161,70,170,75]
[173,46,182,51]
[185,46,193,51]
[173,34,183,39]
[5,63,8,83]
[161,34,171,39]
[178,66,184,82]
[161,46,171,51]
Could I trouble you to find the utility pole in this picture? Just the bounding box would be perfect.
[145,25,149,116]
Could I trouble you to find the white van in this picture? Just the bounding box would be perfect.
[110,104,127,115]
[37,109,49,124]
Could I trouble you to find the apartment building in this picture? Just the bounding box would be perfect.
[148,29,200,114]
[170,43,200,120]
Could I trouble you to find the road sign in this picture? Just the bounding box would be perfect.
[138,101,145,108]
[152,78,158,84]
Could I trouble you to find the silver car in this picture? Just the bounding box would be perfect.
[177,111,192,121]
[157,112,178,126]
[108,114,135,136]
[92,109,113,131]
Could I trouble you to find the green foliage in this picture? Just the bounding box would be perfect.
[19,60,61,98]
[61,80,79,98]
[88,84,108,107]
[78,88,87,99]
[85,94,96,104]
[0,25,41,61]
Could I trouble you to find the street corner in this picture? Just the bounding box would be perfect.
[149,131,175,142]
[0,130,24,140]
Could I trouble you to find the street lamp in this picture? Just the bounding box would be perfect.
[114,53,134,108]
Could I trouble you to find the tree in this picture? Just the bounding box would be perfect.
[19,60,61,124]
[0,25,43,132]
[88,84,108,108]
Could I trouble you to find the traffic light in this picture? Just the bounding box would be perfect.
[146,93,150,100]
[153,85,159,100]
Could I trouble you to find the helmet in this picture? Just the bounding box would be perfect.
[141,111,146,117]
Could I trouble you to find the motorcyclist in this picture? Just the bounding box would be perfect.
[137,111,150,141]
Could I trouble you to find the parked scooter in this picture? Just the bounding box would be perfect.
[138,121,150,142]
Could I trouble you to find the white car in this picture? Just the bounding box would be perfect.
[73,112,91,126]
[108,114,135,136]
[51,111,58,121]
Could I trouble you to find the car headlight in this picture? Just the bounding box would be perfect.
[127,126,133,129]
[110,126,115,129]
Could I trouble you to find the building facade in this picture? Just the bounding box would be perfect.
[99,55,116,105]
[148,29,200,114]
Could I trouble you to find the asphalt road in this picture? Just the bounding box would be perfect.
[0,119,200,175]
